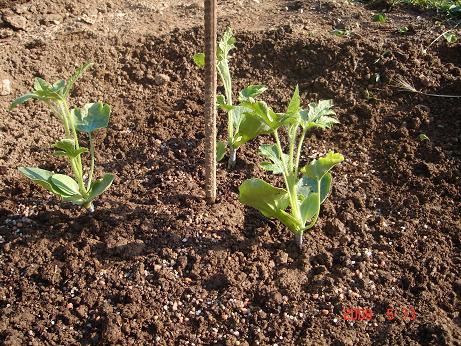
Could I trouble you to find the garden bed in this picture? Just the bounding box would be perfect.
[1,0,460,344]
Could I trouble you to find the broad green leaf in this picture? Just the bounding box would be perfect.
[53,139,88,158]
[286,85,301,115]
[217,141,226,161]
[64,62,93,96]
[18,167,59,194]
[238,85,267,102]
[240,100,280,130]
[71,102,110,133]
[301,151,344,180]
[300,192,320,226]
[10,93,39,110]
[232,111,272,148]
[239,178,301,231]
[50,174,81,196]
[239,178,289,216]
[193,53,205,68]
[298,172,332,204]
[259,144,288,174]
[87,173,115,202]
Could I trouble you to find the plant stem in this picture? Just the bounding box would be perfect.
[294,128,307,177]
[288,125,297,174]
[61,99,87,197]
[87,133,95,191]
[295,232,303,249]
[274,130,301,221]
[223,76,236,168]
[228,146,237,168]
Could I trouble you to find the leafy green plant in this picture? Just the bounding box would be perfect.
[238,86,344,248]
[10,63,114,212]
[194,27,271,168]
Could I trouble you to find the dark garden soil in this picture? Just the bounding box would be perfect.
[1,0,461,345]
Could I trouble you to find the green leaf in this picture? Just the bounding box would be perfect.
[33,78,62,101]
[217,27,236,61]
[240,100,280,130]
[64,62,93,96]
[417,133,430,141]
[259,144,288,174]
[193,53,205,68]
[53,139,88,159]
[50,174,81,196]
[331,28,351,37]
[300,192,320,225]
[87,173,115,202]
[34,78,51,92]
[62,194,86,205]
[238,85,267,102]
[71,102,111,133]
[286,85,301,115]
[301,151,344,180]
[399,26,409,34]
[10,93,39,110]
[232,111,272,148]
[298,172,332,204]
[51,79,66,93]
[372,13,385,23]
[300,99,339,130]
[443,32,458,44]
[239,178,301,231]
[18,167,59,194]
[216,95,234,111]
[217,141,226,161]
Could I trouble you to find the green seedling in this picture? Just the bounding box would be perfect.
[443,31,458,43]
[372,13,386,23]
[239,86,344,248]
[194,27,271,168]
[422,25,460,54]
[418,133,430,141]
[399,26,409,34]
[331,28,352,37]
[10,63,114,212]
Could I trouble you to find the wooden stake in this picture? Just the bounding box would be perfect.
[204,0,217,204]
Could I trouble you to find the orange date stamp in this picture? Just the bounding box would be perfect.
[343,306,417,321]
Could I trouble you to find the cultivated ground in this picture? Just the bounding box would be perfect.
[1,0,460,345]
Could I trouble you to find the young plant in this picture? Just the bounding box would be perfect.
[194,27,271,168]
[10,63,114,212]
[239,86,344,248]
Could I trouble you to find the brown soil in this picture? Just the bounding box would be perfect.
[1,0,461,345]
